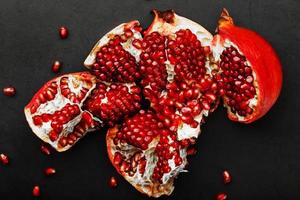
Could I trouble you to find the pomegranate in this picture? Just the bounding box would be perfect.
[107,110,193,197]
[24,72,142,151]
[84,21,142,83]
[211,9,282,123]
[24,72,100,151]
[136,10,218,140]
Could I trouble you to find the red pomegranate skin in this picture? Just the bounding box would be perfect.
[215,9,282,123]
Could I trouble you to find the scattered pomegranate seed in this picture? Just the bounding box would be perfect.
[3,87,16,97]
[32,185,40,197]
[44,167,56,176]
[222,170,232,184]
[40,145,51,155]
[51,61,62,73]
[0,153,9,165]
[109,176,118,188]
[186,147,197,156]
[59,26,68,39]
[216,193,227,200]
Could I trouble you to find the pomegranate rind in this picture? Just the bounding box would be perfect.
[84,20,142,67]
[212,9,282,123]
[24,72,98,152]
[106,126,176,197]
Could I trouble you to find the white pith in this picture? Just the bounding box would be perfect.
[84,21,142,67]
[211,37,258,120]
[24,74,98,152]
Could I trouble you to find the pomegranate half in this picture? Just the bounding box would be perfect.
[211,9,282,123]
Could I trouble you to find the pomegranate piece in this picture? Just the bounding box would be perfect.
[84,21,142,83]
[212,9,282,123]
[83,82,141,127]
[0,153,9,165]
[222,170,231,184]
[107,110,196,197]
[32,186,40,197]
[52,60,62,73]
[59,26,68,39]
[109,176,118,188]
[24,72,99,152]
[138,10,218,141]
[44,167,56,176]
[216,193,227,200]
[3,86,16,97]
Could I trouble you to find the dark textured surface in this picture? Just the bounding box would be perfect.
[0,0,299,199]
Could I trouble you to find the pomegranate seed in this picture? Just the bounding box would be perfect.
[52,61,62,73]
[186,147,197,156]
[44,167,56,176]
[0,153,9,165]
[109,176,118,188]
[59,26,68,39]
[3,86,16,97]
[216,193,227,200]
[32,186,40,197]
[40,145,51,155]
[222,170,231,184]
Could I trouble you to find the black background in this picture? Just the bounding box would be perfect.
[0,0,299,199]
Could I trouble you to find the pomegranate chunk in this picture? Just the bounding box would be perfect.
[24,72,99,151]
[84,21,142,83]
[107,110,196,197]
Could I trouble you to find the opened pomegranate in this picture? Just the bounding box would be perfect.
[24,72,100,151]
[84,21,142,83]
[107,110,197,197]
[211,9,282,123]
[104,10,219,197]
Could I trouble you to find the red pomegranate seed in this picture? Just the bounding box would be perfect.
[40,145,51,155]
[222,170,232,184]
[44,167,56,176]
[32,185,40,197]
[59,26,68,39]
[51,61,62,73]
[109,176,118,188]
[216,193,227,200]
[186,147,197,156]
[0,153,9,165]
[3,87,16,97]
